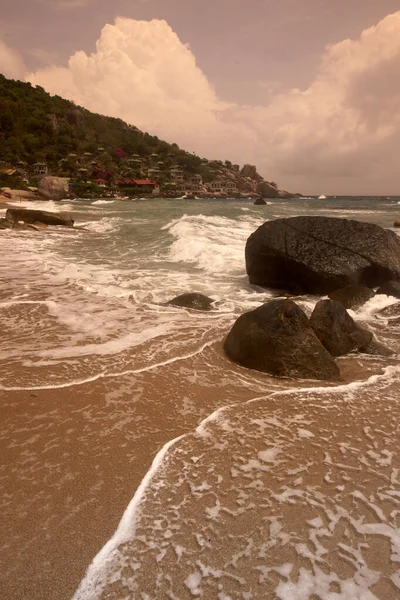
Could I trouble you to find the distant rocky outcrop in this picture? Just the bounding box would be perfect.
[256,181,279,199]
[5,208,74,227]
[166,293,214,311]
[240,164,263,182]
[245,216,400,294]
[38,176,69,201]
[46,113,59,132]
[67,109,85,128]
[223,299,340,381]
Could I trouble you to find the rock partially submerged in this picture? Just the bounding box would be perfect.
[246,216,400,294]
[310,300,372,357]
[376,280,400,299]
[166,293,214,311]
[328,285,375,309]
[223,299,340,381]
[253,197,266,206]
[6,208,74,227]
[38,176,69,201]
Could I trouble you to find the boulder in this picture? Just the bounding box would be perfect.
[254,198,266,206]
[38,176,69,201]
[361,338,394,357]
[377,303,400,318]
[310,299,372,357]
[256,181,280,199]
[245,216,400,294]
[6,208,74,227]
[67,109,85,127]
[376,280,400,299]
[240,165,262,181]
[328,285,375,309]
[394,221,400,228]
[166,293,214,311]
[223,299,340,381]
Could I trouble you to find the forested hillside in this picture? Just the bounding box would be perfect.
[0,74,209,174]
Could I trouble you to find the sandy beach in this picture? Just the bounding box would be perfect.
[1,196,400,599]
[1,339,400,599]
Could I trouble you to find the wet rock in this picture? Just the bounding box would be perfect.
[361,338,394,356]
[0,218,13,229]
[376,280,400,299]
[166,293,214,311]
[223,299,340,381]
[310,299,372,357]
[246,216,400,294]
[38,176,69,201]
[377,303,400,318]
[6,208,74,227]
[254,197,266,205]
[328,285,375,309]
[394,220,400,228]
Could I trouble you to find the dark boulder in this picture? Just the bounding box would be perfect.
[328,285,375,309]
[245,216,400,294]
[166,293,214,311]
[254,197,266,206]
[376,280,400,299]
[6,208,74,227]
[223,299,340,381]
[310,299,372,357]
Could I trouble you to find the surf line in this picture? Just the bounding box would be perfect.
[0,338,221,392]
[72,365,399,599]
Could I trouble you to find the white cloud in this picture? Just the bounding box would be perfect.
[18,11,400,192]
[0,40,26,80]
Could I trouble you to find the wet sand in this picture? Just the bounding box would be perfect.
[1,339,400,599]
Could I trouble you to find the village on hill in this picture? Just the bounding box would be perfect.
[0,74,299,200]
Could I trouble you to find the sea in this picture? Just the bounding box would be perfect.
[1,196,400,600]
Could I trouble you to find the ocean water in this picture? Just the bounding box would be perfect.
[1,196,400,599]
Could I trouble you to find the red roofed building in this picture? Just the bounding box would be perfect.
[114,178,159,194]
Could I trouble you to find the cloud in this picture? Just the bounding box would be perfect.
[21,11,400,192]
[0,40,26,80]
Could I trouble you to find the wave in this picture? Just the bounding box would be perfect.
[73,365,400,599]
[163,213,262,276]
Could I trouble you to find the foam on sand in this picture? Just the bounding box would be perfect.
[73,365,400,599]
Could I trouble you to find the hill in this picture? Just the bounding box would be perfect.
[0,75,297,198]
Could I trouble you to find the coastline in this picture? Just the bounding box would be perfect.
[1,196,400,599]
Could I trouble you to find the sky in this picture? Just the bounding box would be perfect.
[1,0,400,194]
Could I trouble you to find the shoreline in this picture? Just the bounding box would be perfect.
[1,197,400,599]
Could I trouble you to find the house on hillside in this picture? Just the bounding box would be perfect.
[134,179,160,194]
[208,180,223,193]
[223,180,237,193]
[187,175,203,193]
[95,179,107,188]
[170,167,184,182]
[33,162,48,175]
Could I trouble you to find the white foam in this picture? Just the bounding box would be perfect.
[91,200,116,205]
[73,432,185,600]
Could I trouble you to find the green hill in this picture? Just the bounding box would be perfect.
[0,74,216,182]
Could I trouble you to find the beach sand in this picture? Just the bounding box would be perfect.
[1,337,400,599]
